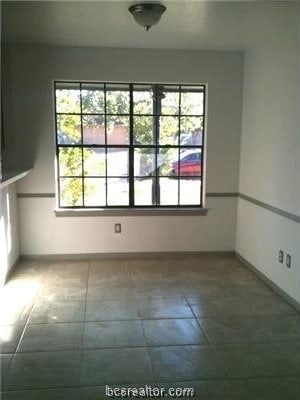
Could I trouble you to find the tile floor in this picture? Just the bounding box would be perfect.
[0,255,299,399]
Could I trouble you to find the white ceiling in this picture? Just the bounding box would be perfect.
[1,1,297,51]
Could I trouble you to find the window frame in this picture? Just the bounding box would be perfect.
[54,81,207,210]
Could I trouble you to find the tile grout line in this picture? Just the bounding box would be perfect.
[184,280,232,380]
[13,261,51,355]
[78,259,92,390]
[128,259,156,384]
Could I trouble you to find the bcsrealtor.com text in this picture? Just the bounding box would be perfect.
[106,385,195,398]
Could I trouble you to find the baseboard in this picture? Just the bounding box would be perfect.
[21,250,235,261]
[235,252,300,313]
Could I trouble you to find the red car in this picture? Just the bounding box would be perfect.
[171,151,202,176]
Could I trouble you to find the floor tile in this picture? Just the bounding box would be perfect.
[45,275,88,289]
[0,325,25,353]
[89,260,131,287]
[131,264,178,285]
[89,259,129,277]
[189,295,251,317]
[12,260,49,279]
[48,260,90,273]
[81,384,151,400]
[29,300,86,324]
[0,286,34,325]
[157,380,239,400]
[83,320,146,348]
[240,294,297,316]
[137,297,193,319]
[149,345,225,382]
[199,316,268,343]
[233,378,294,400]
[87,282,135,300]
[273,341,300,375]
[80,386,107,400]
[235,283,276,297]
[4,350,81,390]
[85,299,139,321]
[256,315,300,341]
[38,285,87,302]
[279,377,300,400]
[1,354,13,383]
[181,279,228,297]
[1,254,299,396]
[80,348,153,385]
[1,388,80,400]
[128,258,174,273]
[215,342,298,378]
[142,319,208,345]
[134,283,183,298]
[18,323,83,352]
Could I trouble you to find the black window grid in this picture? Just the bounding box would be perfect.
[54,81,206,209]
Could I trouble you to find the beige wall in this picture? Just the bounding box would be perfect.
[2,45,243,255]
[0,184,20,284]
[236,2,300,303]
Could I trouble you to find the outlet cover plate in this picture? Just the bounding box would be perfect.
[279,250,284,264]
[286,254,291,268]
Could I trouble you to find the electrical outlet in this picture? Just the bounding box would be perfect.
[286,254,291,268]
[279,250,284,264]
[115,223,121,233]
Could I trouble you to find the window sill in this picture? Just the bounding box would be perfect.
[55,207,209,217]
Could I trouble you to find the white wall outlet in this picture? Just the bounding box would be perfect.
[279,249,284,264]
[115,223,121,233]
[286,254,291,268]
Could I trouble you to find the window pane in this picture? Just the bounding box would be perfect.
[157,147,178,176]
[83,148,106,176]
[134,148,156,177]
[179,178,201,205]
[173,148,202,177]
[134,178,153,206]
[133,116,154,145]
[106,85,130,114]
[181,89,204,115]
[83,116,105,145]
[107,116,129,145]
[161,87,179,115]
[107,148,129,177]
[107,178,129,206]
[180,116,203,146]
[55,81,205,209]
[59,147,82,176]
[159,116,179,146]
[81,83,104,114]
[84,178,106,206]
[133,85,153,115]
[56,83,80,114]
[57,115,81,145]
[60,178,83,206]
[159,177,178,205]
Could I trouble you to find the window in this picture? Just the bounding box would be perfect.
[54,82,206,209]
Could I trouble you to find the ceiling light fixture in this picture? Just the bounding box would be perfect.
[129,3,166,31]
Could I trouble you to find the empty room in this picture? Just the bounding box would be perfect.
[0,1,299,399]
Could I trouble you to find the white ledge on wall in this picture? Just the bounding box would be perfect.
[0,169,32,189]
[55,207,209,217]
